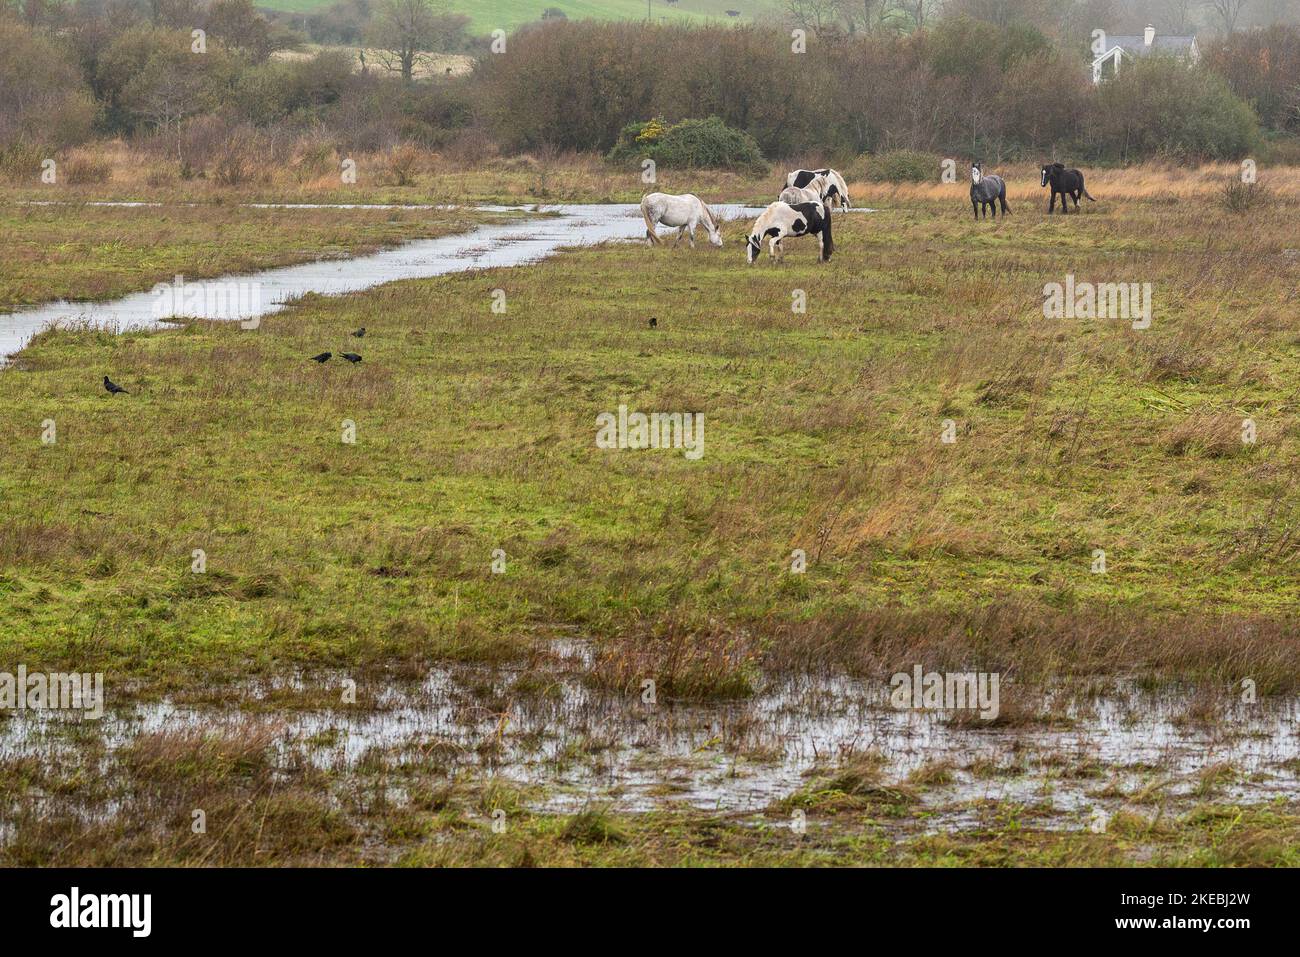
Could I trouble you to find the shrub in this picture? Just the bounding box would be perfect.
[0,142,47,184]
[607,116,765,172]
[1094,60,1260,162]
[1220,179,1269,214]
[63,156,113,185]
[1201,25,1300,134]
[290,138,336,184]
[383,143,422,185]
[0,20,97,150]
[862,149,943,183]
[212,127,265,186]
[146,166,178,188]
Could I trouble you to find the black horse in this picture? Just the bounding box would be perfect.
[1041,162,1095,214]
[970,164,1009,220]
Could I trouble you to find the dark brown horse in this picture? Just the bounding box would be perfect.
[1041,163,1095,214]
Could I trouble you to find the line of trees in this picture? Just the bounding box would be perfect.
[1,1,1296,166]
[478,19,1267,161]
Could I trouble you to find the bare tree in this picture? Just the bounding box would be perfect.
[786,0,843,31]
[367,0,444,83]
[1160,0,1196,32]
[903,0,941,28]
[1206,0,1249,32]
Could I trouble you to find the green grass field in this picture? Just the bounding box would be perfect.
[3,166,1300,865]
[258,0,772,35]
[4,184,1299,689]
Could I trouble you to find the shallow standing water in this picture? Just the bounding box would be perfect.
[0,202,775,359]
[3,650,1297,831]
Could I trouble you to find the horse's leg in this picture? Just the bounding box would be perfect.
[672,226,685,248]
[1048,190,1055,214]
[972,199,978,221]
[687,224,696,248]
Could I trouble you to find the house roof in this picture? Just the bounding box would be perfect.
[1097,35,1197,61]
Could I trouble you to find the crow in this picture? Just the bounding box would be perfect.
[103,375,129,395]
[310,352,332,363]
[648,317,657,328]
[350,327,366,338]
[340,352,362,363]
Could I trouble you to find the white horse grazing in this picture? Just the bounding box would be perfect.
[779,174,828,208]
[640,193,723,248]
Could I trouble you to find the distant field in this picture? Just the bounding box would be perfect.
[257,0,774,34]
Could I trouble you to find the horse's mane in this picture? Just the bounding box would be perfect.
[699,200,719,232]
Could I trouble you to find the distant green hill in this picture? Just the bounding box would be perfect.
[259,0,775,35]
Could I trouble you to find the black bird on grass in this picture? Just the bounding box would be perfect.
[340,352,363,364]
[103,375,129,395]
[648,317,657,328]
[310,352,332,363]
[350,327,366,338]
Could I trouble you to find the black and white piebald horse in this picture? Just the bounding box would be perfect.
[1040,162,1095,214]
[970,164,1009,220]
[746,200,833,263]
[640,192,723,247]
[779,174,829,207]
[786,168,851,211]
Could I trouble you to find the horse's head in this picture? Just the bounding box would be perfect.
[703,205,723,247]
[971,164,983,185]
[1040,165,1050,188]
[1041,163,1064,188]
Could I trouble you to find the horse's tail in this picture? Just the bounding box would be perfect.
[640,198,661,244]
[999,179,1010,213]
[1081,176,1096,201]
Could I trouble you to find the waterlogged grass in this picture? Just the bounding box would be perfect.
[4,183,1300,866]
[0,203,508,310]
[1,188,1299,696]
[5,728,1298,867]
[399,801,1300,867]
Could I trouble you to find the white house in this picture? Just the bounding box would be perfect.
[1092,25,1199,84]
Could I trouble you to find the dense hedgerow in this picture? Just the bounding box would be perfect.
[1,7,1293,165]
